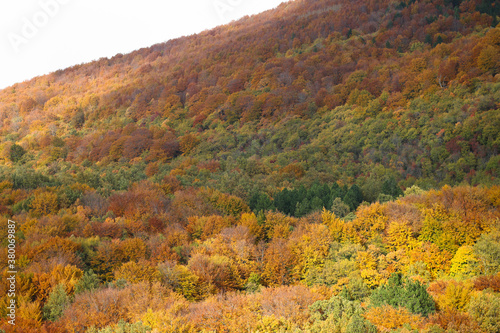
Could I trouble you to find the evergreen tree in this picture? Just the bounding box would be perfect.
[310,196,324,212]
[290,187,304,213]
[331,182,342,200]
[295,198,310,217]
[75,269,100,294]
[370,273,435,316]
[9,144,26,163]
[320,183,332,208]
[346,314,377,333]
[43,283,70,321]
[343,184,363,211]
[249,192,274,213]
[381,177,403,198]
[274,188,291,215]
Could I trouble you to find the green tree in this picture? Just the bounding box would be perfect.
[331,197,350,218]
[404,185,425,196]
[87,320,151,333]
[295,198,310,217]
[381,177,403,198]
[370,273,435,316]
[343,185,363,211]
[43,283,70,321]
[377,193,394,203]
[310,196,324,212]
[75,269,100,294]
[245,272,262,293]
[330,182,344,200]
[248,192,274,213]
[345,314,376,333]
[474,229,500,275]
[309,295,377,333]
[72,109,85,128]
[9,144,26,163]
[274,188,292,215]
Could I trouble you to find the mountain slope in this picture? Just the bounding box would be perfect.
[0,0,499,198]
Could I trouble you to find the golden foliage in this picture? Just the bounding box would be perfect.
[114,260,160,284]
[17,295,42,329]
[321,208,345,242]
[385,221,417,252]
[288,223,332,280]
[364,305,424,332]
[179,133,200,155]
[427,280,474,312]
[449,245,479,278]
[30,190,59,217]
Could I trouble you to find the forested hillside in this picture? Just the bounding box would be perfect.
[0,0,499,331]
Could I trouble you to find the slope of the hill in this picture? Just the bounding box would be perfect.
[0,0,498,202]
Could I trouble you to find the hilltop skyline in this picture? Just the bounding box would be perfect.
[0,0,289,89]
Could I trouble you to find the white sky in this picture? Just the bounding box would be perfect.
[0,0,290,90]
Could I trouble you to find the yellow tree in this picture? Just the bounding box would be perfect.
[364,305,424,332]
[16,295,42,329]
[239,212,264,240]
[449,245,479,279]
[357,246,384,288]
[263,211,296,240]
[408,242,452,278]
[30,190,59,217]
[351,202,388,244]
[50,264,83,294]
[477,45,500,74]
[288,224,332,281]
[179,133,200,155]
[262,239,295,286]
[321,208,345,242]
[419,205,457,253]
[385,221,418,252]
[114,260,159,284]
[427,280,474,312]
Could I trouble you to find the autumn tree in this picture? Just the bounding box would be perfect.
[474,229,500,275]
[364,305,424,332]
[449,245,480,278]
[468,291,500,333]
[179,133,200,155]
[262,239,295,286]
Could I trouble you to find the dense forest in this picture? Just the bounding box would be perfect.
[0,0,499,331]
